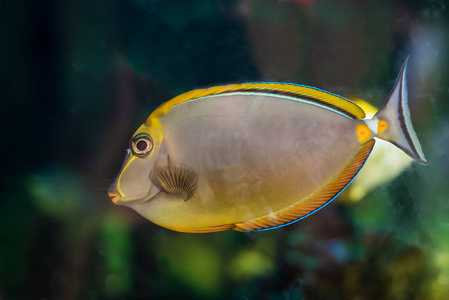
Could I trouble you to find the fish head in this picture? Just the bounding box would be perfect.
[108,123,163,205]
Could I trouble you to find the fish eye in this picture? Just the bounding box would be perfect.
[130,134,153,157]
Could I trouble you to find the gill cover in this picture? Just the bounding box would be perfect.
[109,124,161,201]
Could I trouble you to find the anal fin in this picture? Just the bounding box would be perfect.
[170,224,235,233]
[233,139,375,232]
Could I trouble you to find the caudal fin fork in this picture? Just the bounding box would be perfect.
[374,57,428,165]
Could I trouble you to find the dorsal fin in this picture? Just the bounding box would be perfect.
[147,82,365,125]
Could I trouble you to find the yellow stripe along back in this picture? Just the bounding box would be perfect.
[145,83,366,127]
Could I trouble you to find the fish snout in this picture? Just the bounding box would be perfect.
[108,184,123,205]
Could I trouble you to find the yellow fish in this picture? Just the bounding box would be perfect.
[109,58,427,233]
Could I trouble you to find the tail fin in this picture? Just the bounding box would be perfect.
[374,57,428,165]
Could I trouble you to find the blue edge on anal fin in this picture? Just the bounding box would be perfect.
[254,148,372,232]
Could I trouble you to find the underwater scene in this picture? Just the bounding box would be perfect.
[1,0,449,299]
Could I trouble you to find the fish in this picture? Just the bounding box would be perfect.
[108,58,427,233]
[341,99,413,203]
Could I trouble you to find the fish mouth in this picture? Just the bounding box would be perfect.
[108,184,124,204]
[108,192,121,204]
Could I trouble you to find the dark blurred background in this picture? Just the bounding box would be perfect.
[1,0,449,299]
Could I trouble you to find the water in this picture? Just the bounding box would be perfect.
[1,0,449,299]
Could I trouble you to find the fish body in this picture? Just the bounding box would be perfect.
[109,58,427,233]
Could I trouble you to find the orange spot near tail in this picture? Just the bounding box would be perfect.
[378,120,388,134]
[356,124,371,143]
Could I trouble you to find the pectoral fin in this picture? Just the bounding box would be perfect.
[154,159,198,201]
